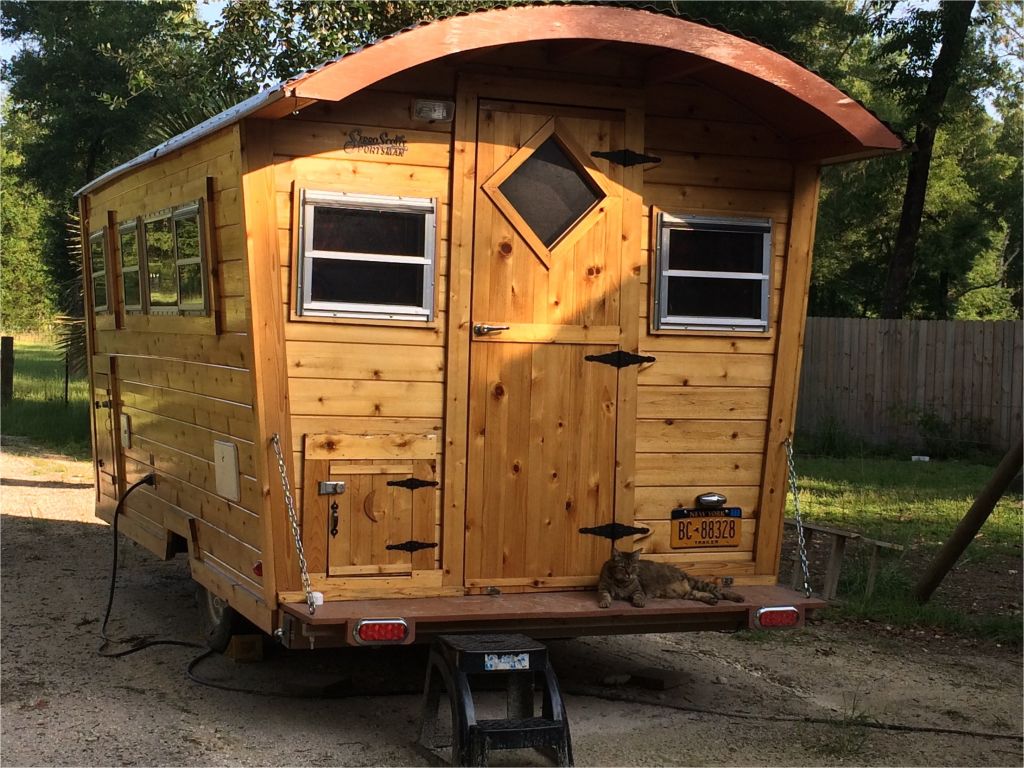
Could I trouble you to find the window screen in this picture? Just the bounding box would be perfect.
[89,232,108,313]
[144,217,177,309]
[140,201,207,315]
[119,223,142,310]
[497,137,602,248]
[299,191,436,321]
[654,214,771,332]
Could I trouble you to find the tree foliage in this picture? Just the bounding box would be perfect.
[1,108,54,332]
[0,0,1019,328]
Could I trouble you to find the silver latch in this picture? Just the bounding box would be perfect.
[318,481,346,496]
[473,324,510,336]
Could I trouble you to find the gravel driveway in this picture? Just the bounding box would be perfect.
[2,445,1021,766]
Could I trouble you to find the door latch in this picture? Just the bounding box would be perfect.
[473,324,510,336]
[318,481,346,495]
[329,500,339,538]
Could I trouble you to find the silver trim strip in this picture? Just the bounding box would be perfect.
[74,89,285,197]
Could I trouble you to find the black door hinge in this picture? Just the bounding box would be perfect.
[591,149,662,167]
[584,350,656,369]
[386,540,439,553]
[579,522,650,541]
[386,477,440,490]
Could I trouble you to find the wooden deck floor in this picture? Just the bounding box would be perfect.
[279,586,825,646]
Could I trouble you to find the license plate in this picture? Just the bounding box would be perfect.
[484,652,530,671]
[670,507,742,548]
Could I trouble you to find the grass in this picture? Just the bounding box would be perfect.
[1,338,91,458]
[794,456,1022,555]
[791,455,1023,644]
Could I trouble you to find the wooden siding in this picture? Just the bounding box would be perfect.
[84,125,272,631]
[797,318,1024,451]
[632,98,794,580]
[270,87,454,594]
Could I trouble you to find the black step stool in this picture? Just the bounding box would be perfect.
[416,634,573,767]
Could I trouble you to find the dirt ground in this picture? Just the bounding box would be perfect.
[2,444,1022,767]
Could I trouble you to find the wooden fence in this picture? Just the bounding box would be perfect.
[796,318,1023,453]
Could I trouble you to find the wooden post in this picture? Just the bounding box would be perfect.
[822,534,846,600]
[0,336,13,405]
[913,438,1024,603]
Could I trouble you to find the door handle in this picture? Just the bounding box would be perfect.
[473,324,510,336]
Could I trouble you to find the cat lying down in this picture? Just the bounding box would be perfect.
[597,548,744,608]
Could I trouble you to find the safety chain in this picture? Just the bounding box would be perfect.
[786,437,812,598]
[270,433,318,615]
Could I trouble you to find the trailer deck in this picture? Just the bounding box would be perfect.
[278,586,826,648]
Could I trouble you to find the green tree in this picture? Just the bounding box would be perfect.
[1,1,215,310]
[206,0,513,92]
[0,108,55,331]
[880,1,979,318]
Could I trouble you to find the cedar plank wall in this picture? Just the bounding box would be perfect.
[633,81,795,584]
[269,76,455,589]
[84,125,273,630]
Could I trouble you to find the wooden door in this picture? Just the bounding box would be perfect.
[302,433,440,578]
[92,356,118,502]
[464,102,629,588]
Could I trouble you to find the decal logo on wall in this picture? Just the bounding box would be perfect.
[343,129,409,157]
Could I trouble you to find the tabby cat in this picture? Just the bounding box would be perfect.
[596,548,744,608]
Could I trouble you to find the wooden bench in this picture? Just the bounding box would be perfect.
[784,519,903,600]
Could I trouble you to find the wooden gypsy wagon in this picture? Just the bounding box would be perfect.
[77,4,903,649]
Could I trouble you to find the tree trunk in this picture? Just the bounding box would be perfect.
[913,439,1023,603]
[880,0,976,319]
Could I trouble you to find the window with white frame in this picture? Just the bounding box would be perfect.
[298,191,436,321]
[654,213,772,332]
[89,230,108,313]
[119,221,142,311]
[141,201,206,314]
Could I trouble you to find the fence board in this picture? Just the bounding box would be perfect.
[796,318,1023,452]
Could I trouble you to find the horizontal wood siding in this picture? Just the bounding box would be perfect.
[272,89,454,584]
[84,125,270,628]
[797,318,1023,451]
[631,100,793,577]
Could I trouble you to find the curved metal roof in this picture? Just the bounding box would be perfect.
[78,4,904,196]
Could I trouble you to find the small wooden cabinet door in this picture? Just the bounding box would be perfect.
[302,434,439,577]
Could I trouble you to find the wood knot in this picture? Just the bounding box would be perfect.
[492,382,505,399]
[498,241,512,256]
[512,461,521,474]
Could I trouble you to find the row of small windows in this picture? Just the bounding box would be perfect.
[89,201,206,316]
[295,190,771,332]
[90,190,770,331]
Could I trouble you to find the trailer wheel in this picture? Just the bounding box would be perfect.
[196,586,246,652]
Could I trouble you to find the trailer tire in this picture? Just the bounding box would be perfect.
[196,586,247,652]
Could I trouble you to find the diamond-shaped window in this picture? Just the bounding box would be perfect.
[497,136,604,248]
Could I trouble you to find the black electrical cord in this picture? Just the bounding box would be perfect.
[185,648,421,698]
[98,473,204,658]
[562,684,1024,742]
[97,478,1024,735]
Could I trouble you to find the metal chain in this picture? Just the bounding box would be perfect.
[270,433,317,615]
[786,437,812,598]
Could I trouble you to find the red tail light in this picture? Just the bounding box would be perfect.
[753,606,801,629]
[353,618,409,645]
